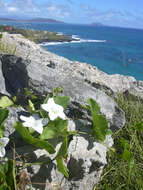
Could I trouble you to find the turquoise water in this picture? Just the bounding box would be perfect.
[0,22,143,80]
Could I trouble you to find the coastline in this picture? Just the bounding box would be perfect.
[39,38,106,46]
[0,31,143,190]
[1,32,143,99]
[0,24,79,43]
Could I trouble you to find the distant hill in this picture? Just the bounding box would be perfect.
[0,17,64,23]
[25,18,64,23]
[91,22,103,27]
[0,18,17,21]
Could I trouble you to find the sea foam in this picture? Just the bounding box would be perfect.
[40,38,106,46]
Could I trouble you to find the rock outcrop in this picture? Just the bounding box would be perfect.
[1,32,143,98]
[6,117,113,190]
[1,54,125,132]
[1,32,142,190]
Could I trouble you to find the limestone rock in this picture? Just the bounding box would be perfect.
[0,58,9,96]
[6,120,113,190]
[1,54,125,131]
[1,32,143,99]
[0,32,133,190]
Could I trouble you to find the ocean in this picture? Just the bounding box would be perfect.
[0,21,143,80]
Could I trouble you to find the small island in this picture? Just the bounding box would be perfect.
[0,24,78,43]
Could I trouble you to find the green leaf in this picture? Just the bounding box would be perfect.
[87,98,100,115]
[56,157,69,178]
[92,115,109,141]
[120,138,130,149]
[54,96,70,109]
[135,122,143,131]
[15,122,55,154]
[0,185,10,190]
[24,88,37,100]
[40,119,68,140]
[44,94,51,104]
[87,98,109,142]
[12,96,17,103]
[120,139,132,162]
[0,96,13,109]
[28,100,35,113]
[0,165,6,182]
[53,87,63,97]
[0,109,9,126]
[0,34,2,39]
[55,136,69,177]
[122,148,132,161]
[0,125,5,138]
[57,136,68,159]
[4,160,15,189]
[0,160,15,190]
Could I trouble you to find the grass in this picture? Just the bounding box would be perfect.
[0,40,17,54]
[0,33,17,54]
[95,94,143,190]
[0,29,143,189]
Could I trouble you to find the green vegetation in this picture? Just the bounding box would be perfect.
[0,88,109,189]
[0,33,17,54]
[0,25,73,43]
[0,32,143,188]
[0,86,143,189]
[95,94,143,190]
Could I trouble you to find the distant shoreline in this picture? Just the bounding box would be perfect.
[0,17,64,24]
[0,24,79,43]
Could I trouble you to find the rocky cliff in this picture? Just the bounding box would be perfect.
[1,32,143,98]
[0,32,142,190]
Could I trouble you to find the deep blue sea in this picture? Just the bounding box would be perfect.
[0,21,143,80]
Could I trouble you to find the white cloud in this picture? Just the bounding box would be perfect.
[7,6,18,12]
[80,4,143,27]
[0,0,71,19]
[44,4,71,19]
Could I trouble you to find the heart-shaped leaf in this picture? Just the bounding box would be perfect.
[15,122,55,154]
[40,118,68,140]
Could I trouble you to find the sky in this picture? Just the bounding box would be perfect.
[0,0,143,29]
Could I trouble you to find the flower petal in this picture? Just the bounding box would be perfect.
[41,98,66,121]
[41,103,50,112]
[20,114,48,134]
[55,104,64,112]
[48,98,55,105]
[0,147,6,157]
[20,115,30,122]
[33,124,43,134]
[58,111,66,120]
[49,111,58,121]
[0,137,9,147]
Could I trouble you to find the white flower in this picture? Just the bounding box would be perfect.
[20,114,48,134]
[41,98,66,121]
[0,137,9,157]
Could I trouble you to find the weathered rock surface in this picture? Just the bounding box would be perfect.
[6,119,113,190]
[1,32,143,98]
[1,54,125,131]
[1,32,139,190]
[0,58,9,96]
